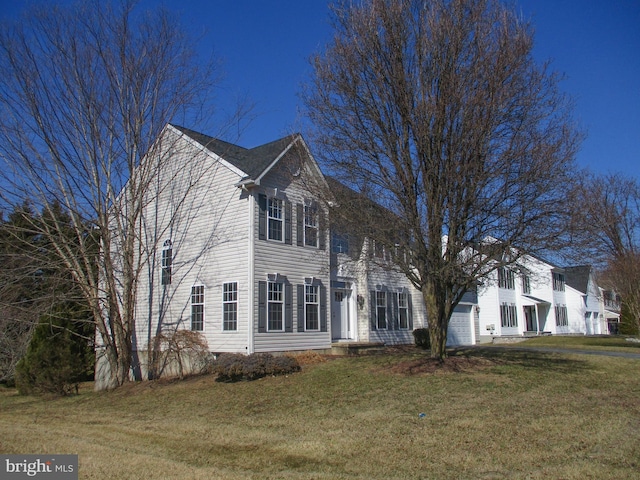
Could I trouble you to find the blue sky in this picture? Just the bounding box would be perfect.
[2,0,638,179]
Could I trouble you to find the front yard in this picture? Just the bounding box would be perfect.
[1,343,639,479]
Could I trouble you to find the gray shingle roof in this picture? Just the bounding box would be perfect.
[171,124,297,180]
[564,265,592,294]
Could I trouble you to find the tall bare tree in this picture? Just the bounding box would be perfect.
[0,1,226,388]
[304,0,582,359]
[571,173,640,333]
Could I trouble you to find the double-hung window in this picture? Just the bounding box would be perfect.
[191,285,204,331]
[552,272,565,291]
[268,198,283,241]
[267,281,284,331]
[522,275,531,294]
[161,239,172,285]
[498,267,515,289]
[398,292,409,329]
[376,291,387,329]
[305,285,319,331]
[555,305,568,326]
[500,303,517,328]
[304,206,318,247]
[223,282,238,331]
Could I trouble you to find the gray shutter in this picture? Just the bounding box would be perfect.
[258,281,266,333]
[285,201,292,245]
[320,284,327,332]
[370,290,377,330]
[297,284,305,332]
[408,293,414,329]
[258,194,267,241]
[285,283,293,332]
[296,204,304,246]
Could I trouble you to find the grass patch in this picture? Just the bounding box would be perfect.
[517,335,640,352]
[1,346,639,479]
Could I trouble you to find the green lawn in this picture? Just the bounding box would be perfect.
[1,341,639,479]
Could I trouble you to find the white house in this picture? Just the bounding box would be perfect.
[97,124,618,385]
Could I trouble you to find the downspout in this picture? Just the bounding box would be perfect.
[247,188,255,354]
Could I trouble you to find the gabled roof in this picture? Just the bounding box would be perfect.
[171,124,298,181]
[564,265,593,294]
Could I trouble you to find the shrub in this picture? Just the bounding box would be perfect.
[211,353,300,382]
[15,305,94,396]
[149,329,210,380]
[412,328,431,350]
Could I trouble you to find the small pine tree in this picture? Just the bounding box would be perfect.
[15,304,94,395]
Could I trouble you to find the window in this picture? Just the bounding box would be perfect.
[398,292,409,329]
[267,282,284,331]
[552,272,565,291]
[331,232,349,254]
[498,267,515,289]
[555,305,568,327]
[305,285,319,331]
[522,275,531,294]
[223,282,238,331]
[304,206,318,247]
[161,239,172,285]
[500,303,517,328]
[376,291,387,329]
[191,285,204,331]
[268,198,283,241]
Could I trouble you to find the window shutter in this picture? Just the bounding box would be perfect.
[320,284,327,332]
[258,281,266,333]
[296,204,303,246]
[285,283,293,332]
[370,290,377,331]
[285,201,292,245]
[297,284,305,332]
[258,194,267,241]
[408,293,414,330]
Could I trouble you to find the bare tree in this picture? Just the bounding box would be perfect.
[304,0,581,359]
[571,173,640,332]
[0,1,229,389]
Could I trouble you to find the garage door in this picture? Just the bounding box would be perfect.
[446,304,474,346]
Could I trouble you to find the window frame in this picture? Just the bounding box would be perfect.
[552,272,565,292]
[555,305,568,326]
[304,284,320,331]
[222,282,238,331]
[398,292,409,329]
[267,281,284,332]
[375,290,387,329]
[267,197,284,242]
[498,267,515,289]
[522,275,531,294]
[191,285,205,331]
[161,239,172,285]
[500,302,517,328]
[303,205,319,248]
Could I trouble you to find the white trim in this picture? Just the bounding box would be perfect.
[247,193,255,353]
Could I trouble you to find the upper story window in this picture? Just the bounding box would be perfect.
[191,285,204,331]
[223,282,238,331]
[268,198,283,241]
[498,267,515,290]
[331,232,349,254]
[522,275,531,294]
[304,206,318,247]
[161,239,172,285]
[552,272,565,291]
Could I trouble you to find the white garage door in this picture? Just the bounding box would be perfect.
[446,305,474,346]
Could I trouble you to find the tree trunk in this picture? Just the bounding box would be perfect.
[422,282,449,361]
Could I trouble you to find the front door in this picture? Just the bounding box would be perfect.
[524,305,537,332]
[331,289,352,340]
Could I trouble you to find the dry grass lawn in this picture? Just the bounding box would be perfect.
[1,344,639,479]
